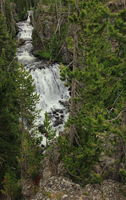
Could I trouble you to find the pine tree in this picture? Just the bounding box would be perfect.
[0,11,39,196]
[59,0,126,184]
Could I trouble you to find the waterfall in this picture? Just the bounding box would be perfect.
[16,11,70,138]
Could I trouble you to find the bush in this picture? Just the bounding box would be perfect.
[1,171,22,200]
[58,135,101,185]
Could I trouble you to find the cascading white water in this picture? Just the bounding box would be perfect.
[16,11,70,135]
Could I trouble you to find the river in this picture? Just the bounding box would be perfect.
[16,11,70,142]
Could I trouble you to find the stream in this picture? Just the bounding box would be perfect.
[16,11,70,142]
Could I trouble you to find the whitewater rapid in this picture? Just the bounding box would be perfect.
[16,11,70,135]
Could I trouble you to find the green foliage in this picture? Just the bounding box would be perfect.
[11,0,36,20]
[15,65,39,127]
[0,8,39,199]
[33,0,126,185]
[33,0,70,63]
[58,131,101,185]
[1,171,22,200]
[60,64,72,86]
[66,36,74,51]
[36,23,69,62]
[19,131,42,181]
[48,24,69,62]
[0,14,15,60]
[57,0,126,185]
[35,50,52,60]
[0,14,19,186]
[119,169,126,183]
[43,112,56,146]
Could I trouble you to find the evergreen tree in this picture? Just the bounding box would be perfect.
[0,10,39,197]
[59,0,126,184]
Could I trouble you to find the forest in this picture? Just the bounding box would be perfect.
[1,0,126,199]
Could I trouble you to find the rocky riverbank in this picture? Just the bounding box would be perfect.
[23,175,126,200]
